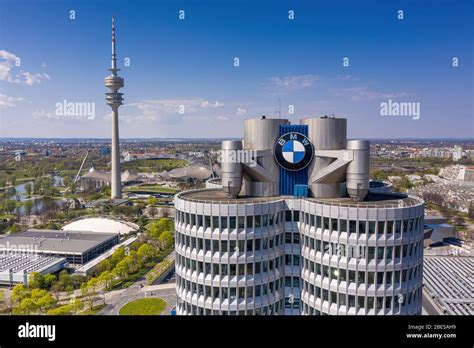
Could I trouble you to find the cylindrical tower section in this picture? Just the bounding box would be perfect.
[346,140,370,201]
[110,108,122,199]
[299,195,424,315]
[243,117,289,197]
[221,140,243,198]
[206,178,223,189]
[301,117,347,198]
[174,189,286,315]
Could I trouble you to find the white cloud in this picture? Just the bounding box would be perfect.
[0,50,50,85]
[21,71,50,86]
[32,109,57,120]
[0,50,18,81]
[335,74,359,81]
[266,74,320,93]
[0,93,24,109]
[331,86,408,102]
[124,98,227,124]
[201,100,224,108]
[236,107,246,115]
[217,107,246,121]
[103,111,138,123]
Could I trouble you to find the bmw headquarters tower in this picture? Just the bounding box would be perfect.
[174,116,424,316]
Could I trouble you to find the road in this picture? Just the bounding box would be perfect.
[100,252,176,315]
[100,283,176,315]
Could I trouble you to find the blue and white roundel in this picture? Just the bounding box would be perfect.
[282,140,306,164]
[274,132,314,171]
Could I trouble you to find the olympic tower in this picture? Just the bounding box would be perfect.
[104,16,124,199]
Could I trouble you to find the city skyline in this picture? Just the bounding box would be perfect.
[0,0,473,139]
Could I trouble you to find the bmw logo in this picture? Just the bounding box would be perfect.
[274,132,314,171]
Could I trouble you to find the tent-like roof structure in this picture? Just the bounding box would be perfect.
[168,166,212,180]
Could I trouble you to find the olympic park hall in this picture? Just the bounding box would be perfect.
[174,116,424,316]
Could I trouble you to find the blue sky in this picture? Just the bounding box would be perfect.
[0,0,472,138]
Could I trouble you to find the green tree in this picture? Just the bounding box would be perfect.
[159,230,174,249]
[70,298,83,315]
[5,200,17,214]
[11,284,28,306]
[399,176,412,190]
[114,259,130,279]
[63,176,71,188]
[19,297,37,314]
[93,259,112,275]
[147,196,159,206]
[110,247,126,267]
[80,283,88,298]
[137,243,156,262]
[69,274,87,288]
[85,278,100,311]
[23,200,34,216]
[36,293,56,313]
[28,272,44,289]
[30,288,48,300]
[148,218,173,240]
[65,285,74,298]
[58,270,70,285]
[24,183,32,196]
[370,169,389,181]
[47,304,73,315]
[98,271,114,291]
[50,282,62,301]
[6,186,16,199]
[43,274,57,289]
[129,250,140,272]
[87,278,100,295]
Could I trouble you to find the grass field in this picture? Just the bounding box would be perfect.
[119,298,167,315]
[124,185,179,194]
[121,159,187,173]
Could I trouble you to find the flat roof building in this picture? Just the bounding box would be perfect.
[0,229,119,265]
[0,254,67,286]
[424,256,474,315]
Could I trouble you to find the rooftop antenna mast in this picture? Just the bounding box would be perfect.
[275,97,281,119]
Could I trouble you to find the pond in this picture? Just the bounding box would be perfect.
[10,176,70,216]
[13,175,65,201]
[17,197,69,216]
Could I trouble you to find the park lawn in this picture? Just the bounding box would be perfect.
[121,159,188,173]
[124,185,179,194]
[119,298,166,315]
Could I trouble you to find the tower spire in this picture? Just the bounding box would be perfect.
[111,15,118,76]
